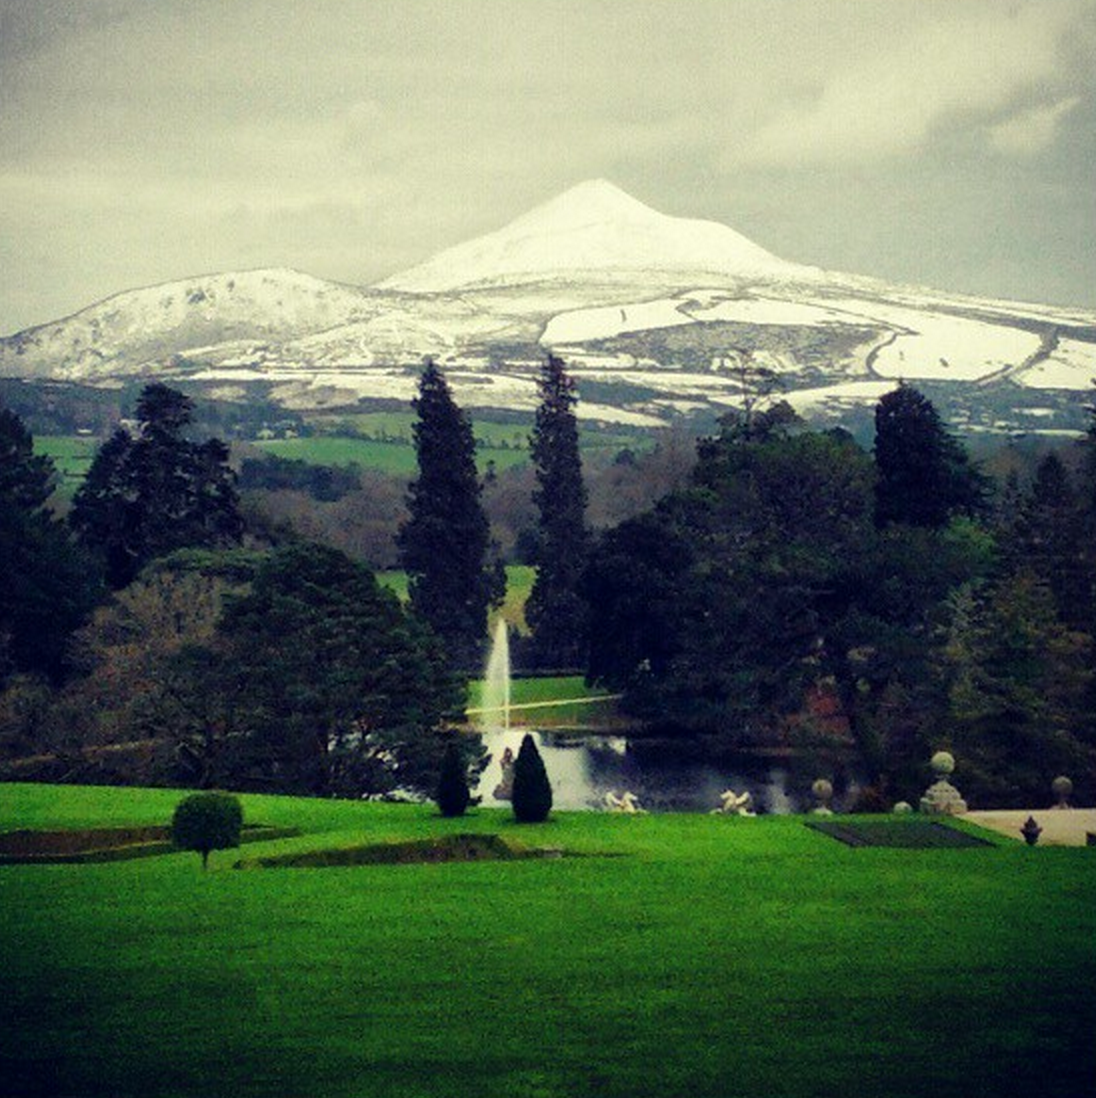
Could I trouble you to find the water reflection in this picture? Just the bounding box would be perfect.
[475,729,805,813]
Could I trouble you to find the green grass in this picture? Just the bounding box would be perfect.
[1,782,1093,1098]
[467,675,622,727]
[253,435,530,475]
[34,435,99,499]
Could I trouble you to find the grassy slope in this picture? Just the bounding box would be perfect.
[1,783,1093,1098]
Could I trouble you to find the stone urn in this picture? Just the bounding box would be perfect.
[1051,775,1073,810]
[919,750,968,816]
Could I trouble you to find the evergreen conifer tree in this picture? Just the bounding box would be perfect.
[70,384,242,587]
[526,354,590,668]
[435,739,472,817]
[0,406,101,684]
[398,360,501,669]
[873,384,986,529]
[511,733,552,822]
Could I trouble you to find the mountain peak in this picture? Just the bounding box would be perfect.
[379,180,797,293]
[521,178,661,227]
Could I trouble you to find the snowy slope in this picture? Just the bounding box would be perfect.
[379,179,809,292]
[0,268,376,379]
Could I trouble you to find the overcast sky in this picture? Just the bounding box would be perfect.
[1,0,1093,334]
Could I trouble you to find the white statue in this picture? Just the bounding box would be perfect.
[604,790,645,814]
[712,789,755,816]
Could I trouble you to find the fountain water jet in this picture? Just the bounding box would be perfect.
[474,620,523,804]
[481,618,511,733]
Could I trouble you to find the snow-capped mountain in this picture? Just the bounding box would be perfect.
[1,181,1094,432]
[379,178,806,292]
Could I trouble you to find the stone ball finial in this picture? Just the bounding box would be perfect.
[931,751,955,777]
[1051,775,1073,809]
[811,778,834,815]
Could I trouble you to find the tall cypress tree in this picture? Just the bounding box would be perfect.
[398,360,499,669]
[526,354,590,668]
[873,384,986,529]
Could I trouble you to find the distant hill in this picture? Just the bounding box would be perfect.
[2,180,1094,434]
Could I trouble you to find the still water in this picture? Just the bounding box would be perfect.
[475,729,807,814]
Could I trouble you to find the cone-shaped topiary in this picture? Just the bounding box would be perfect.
[436,740,472,818]
[511,733,552,823]
[171,791,243,870]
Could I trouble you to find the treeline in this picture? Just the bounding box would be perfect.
[2,366,1095,808]
[582,386,1096,808]
[0,384,476,797]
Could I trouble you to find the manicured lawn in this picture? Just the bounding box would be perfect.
[1,783,1093,1098]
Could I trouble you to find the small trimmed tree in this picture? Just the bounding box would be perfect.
[511,733,552,823]
[436,740,472,818]
[171,791,243,870]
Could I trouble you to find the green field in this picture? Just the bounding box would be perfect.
[252,436,532,476]
[33,435,99,498]
[1,783,1092,1098]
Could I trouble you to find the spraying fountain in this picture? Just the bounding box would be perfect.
[474,620,524,804]
[470,619,799,811]
[482,618,511,734]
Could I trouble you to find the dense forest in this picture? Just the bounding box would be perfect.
[2,367,1094,808]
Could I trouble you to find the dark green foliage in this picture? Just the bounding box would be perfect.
[1003,452,1095,634]
[0,407,56,508]
[511,733,552,823]
[526,355,590,668]
[171,791,243,869]
[435,740,472,818]
[169,542,469,797]
[937,574,1095,806]
[70,384,243,588]
[587,417,878,743]
[237,455,361,501]
[0,406,101,685]
[398,362,501,669]
[873,384,987,528]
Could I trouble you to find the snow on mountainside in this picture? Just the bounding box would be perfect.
[0,268,375,379]
[379,179,807,292]
[1,180,1095,433]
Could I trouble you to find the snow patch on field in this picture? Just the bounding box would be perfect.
[816,298,1041,380]
[1015,338,1096,388]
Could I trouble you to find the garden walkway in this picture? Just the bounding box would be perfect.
[964,809,1096,847]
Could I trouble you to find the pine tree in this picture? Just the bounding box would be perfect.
[511,733,552,822]
[873,384,986,529]
[526,354,590,668]
[1003,453,1090,631]
[70,384,242,587]
[398,361,500,669]
[435,739,472,817]
[0,406,100,684]
[0,407,55,509]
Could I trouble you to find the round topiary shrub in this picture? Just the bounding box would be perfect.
[171,791,243,870]
[436,741,472,818]
[511,734,552,823]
